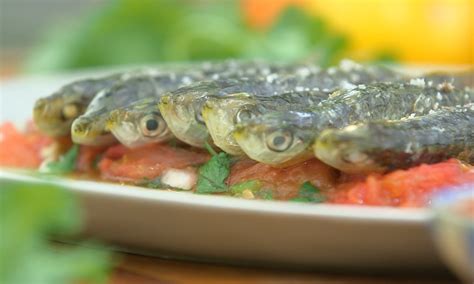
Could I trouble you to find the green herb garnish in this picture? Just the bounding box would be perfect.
[230,180,274,200]
[43,145,79,175]
[195,143,231,194]
[290,181,326,203]
[229,180,262,195]
[255,188,274,200]
[0,180,111,284]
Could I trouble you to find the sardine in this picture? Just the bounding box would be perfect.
[33,74,121,136]
[202,90,328,155]
[314,104,474,173]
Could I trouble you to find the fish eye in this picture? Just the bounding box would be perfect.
[235,109,256,124]
[265,130,293,152]
[140,113,166,137]
[61,103,80,120]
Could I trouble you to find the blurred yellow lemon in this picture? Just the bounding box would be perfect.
[243,0,473,64]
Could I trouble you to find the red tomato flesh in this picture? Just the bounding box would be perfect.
[0,122,54,168]
[98,144,210,183]
[228,158,339,199]
[331,159,474,207]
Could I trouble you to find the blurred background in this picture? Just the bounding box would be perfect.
[1,0,472,78]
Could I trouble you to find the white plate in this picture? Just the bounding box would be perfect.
[0,68,451,271]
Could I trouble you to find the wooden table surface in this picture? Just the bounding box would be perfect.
[107,252,459,284]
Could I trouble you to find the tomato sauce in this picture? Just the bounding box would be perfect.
[0,122,55,168]
[98,144,210,183]
[2,122,473,208]
[228,158,339,199]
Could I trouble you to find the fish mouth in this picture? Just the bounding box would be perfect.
[313,129,379,173]
[160,95,208,147]
[33,98,71,136]
[202,100,248,155]
[71,116,115,146]
[109,120,142,148]
[313,134,343,169]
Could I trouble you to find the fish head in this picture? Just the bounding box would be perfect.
[159,80,228,147]
[71,114,115,146]
[106,99,172,148]
[202,93,260,155]
[233,111,315,166]
[33,80,95,136]
[314,125,381,173]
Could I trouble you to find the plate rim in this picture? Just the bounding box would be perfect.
[0,169,431,224]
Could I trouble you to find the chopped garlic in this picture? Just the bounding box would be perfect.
[161,168,197,190]
[241,189,255,199]
[40,142,60,161]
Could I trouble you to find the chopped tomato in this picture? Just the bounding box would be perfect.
[76,145,110,173]
[98,144,210,183]
[331,159,474,207]
[0,122,54,168]
[228,158,339,199]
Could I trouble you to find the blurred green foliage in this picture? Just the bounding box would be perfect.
[26,0,347,73]
[0,180,111,284]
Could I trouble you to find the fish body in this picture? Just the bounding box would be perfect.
[161,60,403,148]
[234,82,474,166]
[314,104,474,173]
[420,70,474,89]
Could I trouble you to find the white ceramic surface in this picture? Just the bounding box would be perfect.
[0,69,453,271]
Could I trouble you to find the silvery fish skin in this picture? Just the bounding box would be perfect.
[71,59,291,146]
[33,74,121,136]
[161,60,403,148]
[234,82,474,166]
[202,90,328,155]
[420,70,474,89]
[71,71,195,145]
[314,104,474,173]
[106,97,172,148]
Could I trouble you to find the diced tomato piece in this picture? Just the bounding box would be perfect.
[76,145,110,173]
[228,158,339,199]
[0,122,54,169]
[331,159,474,207]
[98,144,210,183]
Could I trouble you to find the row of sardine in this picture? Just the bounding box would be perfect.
[33,59,474,173]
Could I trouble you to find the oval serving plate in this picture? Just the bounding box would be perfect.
[0,66,458,271]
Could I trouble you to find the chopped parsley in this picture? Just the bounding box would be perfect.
[255,188,274,200]
[229,180,262,195]
[195,143,231,194]
[230,180,274,200]
[42,145,79,175]
[290,181,326,203]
